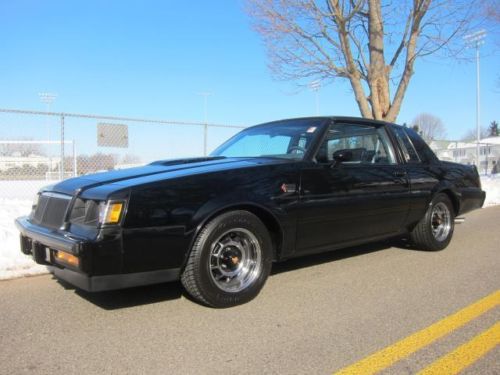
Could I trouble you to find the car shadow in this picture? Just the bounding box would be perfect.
[55,237,421,310]
[53,276,184,310]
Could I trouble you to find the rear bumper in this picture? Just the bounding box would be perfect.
[458,188,486,215]
[16,216,180,292]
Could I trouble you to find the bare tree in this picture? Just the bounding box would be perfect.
[0,138,45,157]
[121,154,142,165]
[411,113,446,142]
[483,0,500,24]
[482,0,500,87]
[76,153,118,175]
[461,126,489,141]
[247,0,480,122]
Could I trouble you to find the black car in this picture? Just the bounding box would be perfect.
[16,117,485,307]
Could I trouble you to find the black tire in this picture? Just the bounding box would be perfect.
[410,193,455,251]
[181,210,273,307]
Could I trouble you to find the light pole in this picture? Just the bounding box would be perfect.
[464,30,486,173]
[197,92,212,156]
[309,80,321,115]
[38,92,57,177]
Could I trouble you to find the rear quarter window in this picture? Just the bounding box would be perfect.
[392,126,420,163]
[403,127,439,164]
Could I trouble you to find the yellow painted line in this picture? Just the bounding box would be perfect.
[417,321,500,375]
[334,290,500,375]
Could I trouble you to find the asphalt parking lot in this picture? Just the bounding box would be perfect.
[1,206,499,375]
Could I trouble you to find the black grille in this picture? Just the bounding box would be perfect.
[31,193,72,229]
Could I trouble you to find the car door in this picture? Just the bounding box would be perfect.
[295,121,410,254]
[390,125,441,225]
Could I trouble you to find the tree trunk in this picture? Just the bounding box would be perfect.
[367,0,390,120]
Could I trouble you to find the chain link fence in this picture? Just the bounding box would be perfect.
[0,108,245,200]
[3,109,499,201]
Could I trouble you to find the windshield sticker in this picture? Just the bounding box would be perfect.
[306,126,317,133]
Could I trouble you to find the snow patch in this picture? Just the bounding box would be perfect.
[0,198,48,280]
[481,175,500,207]
[0,180,54,280]
[1,177,499,281]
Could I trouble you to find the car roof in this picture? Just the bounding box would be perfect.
[252,116,401,129]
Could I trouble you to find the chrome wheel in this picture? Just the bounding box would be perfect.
[430,202,451,242]
[209,228,262,293]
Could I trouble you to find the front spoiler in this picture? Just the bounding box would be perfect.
[50,266,181,292]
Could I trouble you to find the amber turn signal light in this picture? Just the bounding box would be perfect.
[106,203,123,224]
[55,251,79,267]
[99,202,124,224]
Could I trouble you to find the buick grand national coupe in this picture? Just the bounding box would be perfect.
[16,117,485,307]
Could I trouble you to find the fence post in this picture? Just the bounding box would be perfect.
[60,114,65,180]
[73,140,77,177]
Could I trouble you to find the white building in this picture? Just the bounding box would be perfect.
[0,154,60,172]
[433,137,500,174]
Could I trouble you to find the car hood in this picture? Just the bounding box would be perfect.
[49,156,292,197]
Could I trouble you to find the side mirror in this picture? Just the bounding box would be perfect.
[332,150,353,167]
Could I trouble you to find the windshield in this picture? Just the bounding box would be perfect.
[211,119,324,160]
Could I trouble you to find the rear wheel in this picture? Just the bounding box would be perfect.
[410,193,455,251]
[181,210,273,307]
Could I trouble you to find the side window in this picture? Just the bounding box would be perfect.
[317,123,396,165]
[392,126,420,163]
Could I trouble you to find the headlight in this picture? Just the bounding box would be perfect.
[32,193,40,210]
[30,193,40,218]
[98,201,124,225]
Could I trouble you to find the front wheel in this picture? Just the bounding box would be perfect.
[410,193,455,251]
[181,210,273,307]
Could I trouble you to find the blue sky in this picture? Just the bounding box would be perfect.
[0,0,498,151]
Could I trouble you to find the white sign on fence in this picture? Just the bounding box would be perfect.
[97,123,129,148]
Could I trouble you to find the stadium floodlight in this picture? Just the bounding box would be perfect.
[463,30,486,46]
[309,80,321,115]
[464,30,486,172]
[38,92,57,109]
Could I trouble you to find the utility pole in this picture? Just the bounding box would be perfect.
[309,80,321,116]
[38,92,57,178]
[60,115,65,180]
[464,30,486,173]
[197,92,212,156]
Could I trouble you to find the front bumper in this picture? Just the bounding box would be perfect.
[15,217,86,255]
[15,216,180,292]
